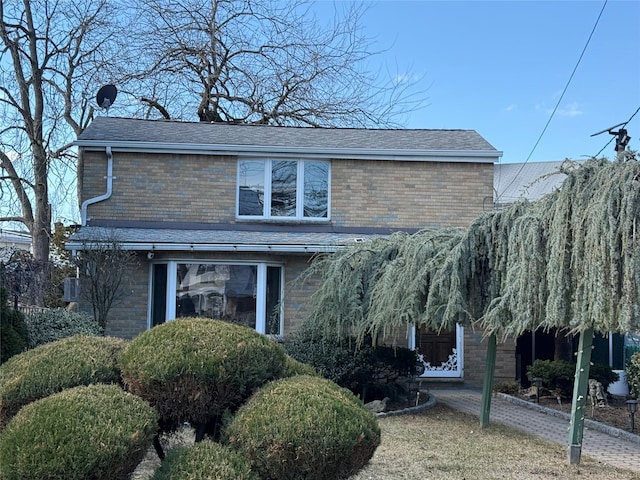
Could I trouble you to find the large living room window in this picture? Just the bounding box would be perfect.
[151,262,283,336]
[237,159,329,220]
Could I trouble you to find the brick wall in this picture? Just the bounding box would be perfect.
[82,151,493,229]
[82,151,237,223]
[463,330,517,387]
[332,160,493,228]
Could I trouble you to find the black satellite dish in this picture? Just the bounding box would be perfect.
[96,84,117,114]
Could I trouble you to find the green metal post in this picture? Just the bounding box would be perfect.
[568,328,594,465]
[480,334,497,428]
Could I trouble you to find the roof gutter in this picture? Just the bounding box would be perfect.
[65,241,341,254]
[80,146,114,226]
[74,140,502,163]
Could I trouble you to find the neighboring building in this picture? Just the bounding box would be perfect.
[68,116,510,386]
[0,229,31,252]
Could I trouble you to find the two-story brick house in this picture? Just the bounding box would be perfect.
[68,116,513,386]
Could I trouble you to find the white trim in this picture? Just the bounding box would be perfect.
[75,140,501,163]
[236,158,331,221]
[255,264,267,334]
[410,323,464,379]
[67,241,340,254]
[165,261,177,321]
[153,259,284,336]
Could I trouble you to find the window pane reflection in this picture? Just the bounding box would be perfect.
[271,160,297,217]
[176,263,257,330]
[304,161,328,218]
[238,160,265,215]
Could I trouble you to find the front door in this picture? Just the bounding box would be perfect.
[411,324,463,378]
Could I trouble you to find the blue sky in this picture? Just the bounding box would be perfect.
[328,0,640,164]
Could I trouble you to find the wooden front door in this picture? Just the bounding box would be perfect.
[416,326,460,376]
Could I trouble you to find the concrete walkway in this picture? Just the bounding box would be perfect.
[431,387,640,473]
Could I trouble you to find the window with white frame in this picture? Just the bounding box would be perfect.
[237,159,329,220]
[150,262,283,336]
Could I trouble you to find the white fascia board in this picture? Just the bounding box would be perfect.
[74,140,501,163]
[66,241,341,254]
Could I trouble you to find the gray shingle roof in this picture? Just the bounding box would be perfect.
[67,226,381,253]
[77,117,499,153]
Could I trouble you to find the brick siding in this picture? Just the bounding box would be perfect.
[82,151,493,229]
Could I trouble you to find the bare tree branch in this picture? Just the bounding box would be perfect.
[123,0,427,126]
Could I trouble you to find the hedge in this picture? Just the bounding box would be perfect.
[0,335,126,429]
[119,317,287,433]
[0,384,158,480]
[224,375,380,480]
[151,441,259,480]
[24,309,102,348]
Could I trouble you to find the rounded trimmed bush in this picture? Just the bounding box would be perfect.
[224,375,381,480]
[151,441,259,480]
[0,384,158,480]
[0,335,126,429]
[282,354,318,377]
[25,309,102,348]
[119,318,287,431]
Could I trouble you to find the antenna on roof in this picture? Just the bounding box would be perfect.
[96,85,117,115]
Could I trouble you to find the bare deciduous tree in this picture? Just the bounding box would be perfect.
[74,233,138,329]
[127,0,425,126]
[0,0,122,304]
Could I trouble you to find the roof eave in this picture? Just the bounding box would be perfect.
[65,241,341,254]
[74,140,502,163]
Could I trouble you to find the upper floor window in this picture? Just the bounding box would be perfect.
[237,159,329,220]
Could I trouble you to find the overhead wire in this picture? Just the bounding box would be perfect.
[495,0,608,205]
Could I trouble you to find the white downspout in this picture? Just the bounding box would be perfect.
[81,146,114,226]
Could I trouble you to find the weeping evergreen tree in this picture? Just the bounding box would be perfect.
[299,156,639,464]
[300,228,466,346]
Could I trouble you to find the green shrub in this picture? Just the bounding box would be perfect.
[0,335,126,429]
[526,359,619,397]
[119,317,287,433]
[627,352,640,399]
[151,441,259,480]
[0,289,29,364]
[282,354,318,377]
[24,308,102,348]
[493,381,521,395]
[284,326,416,400]
[224,375,381,480]
[588,363,619,390]
[527,359,575,397]
[284,328,366,391]
[0,384,158,480]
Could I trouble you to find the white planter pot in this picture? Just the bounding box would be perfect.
[607,370,628,396]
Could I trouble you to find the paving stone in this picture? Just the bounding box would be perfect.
[431,387,640,473]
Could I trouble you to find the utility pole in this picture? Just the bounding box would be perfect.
[591,122,632,162]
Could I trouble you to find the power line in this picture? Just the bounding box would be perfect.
[496,0,607,204]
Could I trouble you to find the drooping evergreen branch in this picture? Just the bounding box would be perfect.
[301,157,639,345]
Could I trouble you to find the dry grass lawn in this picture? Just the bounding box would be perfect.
[134,404,638,479]
[350,404,638,480]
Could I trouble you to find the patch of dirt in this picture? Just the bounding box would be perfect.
[519,393,636,432]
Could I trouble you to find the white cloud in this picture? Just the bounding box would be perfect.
[557,101,583,117]
[504,104,517,112]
